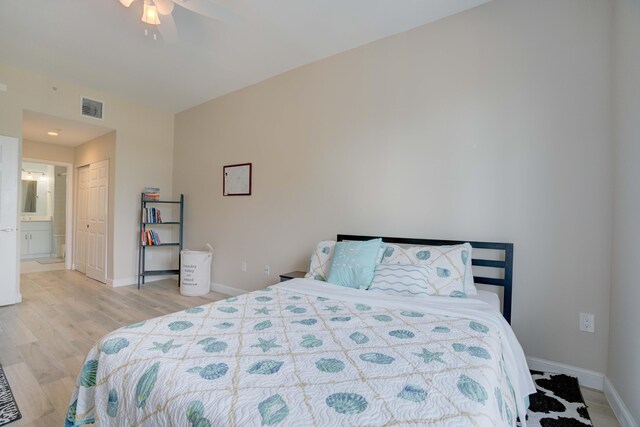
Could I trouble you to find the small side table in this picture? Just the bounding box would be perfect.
[279,271,306,282]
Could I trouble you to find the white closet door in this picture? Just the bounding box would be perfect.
[0,136,19,306]
[75,165,90,274]
[85,160,108,283]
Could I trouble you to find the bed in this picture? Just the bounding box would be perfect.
[67,235,535,427]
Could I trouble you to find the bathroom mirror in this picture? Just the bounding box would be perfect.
[21,180,38,213]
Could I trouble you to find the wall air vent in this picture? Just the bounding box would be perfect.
[81,96,104,120]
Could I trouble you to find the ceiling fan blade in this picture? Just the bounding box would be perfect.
[173,0,242,24]
[158,13,179,43]
[154,0,174,15]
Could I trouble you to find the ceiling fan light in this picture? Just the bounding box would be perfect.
[154,0,174,16]
[120,0,135,7]
[141,1,161,25]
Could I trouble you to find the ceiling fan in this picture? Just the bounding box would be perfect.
[118,0,241,42]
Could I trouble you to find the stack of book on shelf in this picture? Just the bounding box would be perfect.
[141,229,162,246]
[142,207,162,223]
[143,187,160,200]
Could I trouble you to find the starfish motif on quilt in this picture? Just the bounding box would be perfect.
[149,339,182,354]
[323,305,342,313]
[413,347,445,364]
[254,307,273,315]
[252,338,282,353]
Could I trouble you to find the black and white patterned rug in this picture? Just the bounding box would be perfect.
[0,365,21,426]
[520,370,592,427]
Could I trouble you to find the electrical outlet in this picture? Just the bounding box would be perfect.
[579,313,595,333]
[241,261,247,272]
[264,265,270,276]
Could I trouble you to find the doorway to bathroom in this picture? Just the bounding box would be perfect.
[19,160,71,273]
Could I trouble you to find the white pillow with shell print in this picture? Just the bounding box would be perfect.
[380,243,475,296]
[305,240,336,281]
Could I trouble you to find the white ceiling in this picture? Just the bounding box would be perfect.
[0,0,490,113]
[23,110,114,147]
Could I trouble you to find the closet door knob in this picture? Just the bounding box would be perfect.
[0,227,14,232]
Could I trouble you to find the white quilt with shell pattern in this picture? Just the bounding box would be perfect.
[67,278,535,427]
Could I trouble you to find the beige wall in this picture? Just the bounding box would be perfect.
[75,131,117,281]
[608,0,640,422]
[0,62,175,285]
[22,139,75,164]
[174,0,613,374]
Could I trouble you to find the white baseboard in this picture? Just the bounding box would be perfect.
[108,275,175,287]
[210,282,245,296]
[525,356,604,391]
[604,377,639,427]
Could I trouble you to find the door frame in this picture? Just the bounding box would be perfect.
[22,157,74,270]
[74,164,89,274]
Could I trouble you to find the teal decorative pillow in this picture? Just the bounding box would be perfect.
[326,239,383,289]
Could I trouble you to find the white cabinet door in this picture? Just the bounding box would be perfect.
[20,231,29,256]
[20,221,52,257]
[29,230,51,255]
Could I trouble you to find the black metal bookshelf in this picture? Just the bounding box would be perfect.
[137,193,184,289]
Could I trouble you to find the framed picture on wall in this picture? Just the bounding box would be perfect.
[223,163,252,196]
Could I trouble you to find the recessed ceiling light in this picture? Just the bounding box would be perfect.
[47,129,60,136]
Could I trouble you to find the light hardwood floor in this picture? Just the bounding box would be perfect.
[19,259,66,274]
[0,269,620,426]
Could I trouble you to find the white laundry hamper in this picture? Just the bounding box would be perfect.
[180,244,213,296]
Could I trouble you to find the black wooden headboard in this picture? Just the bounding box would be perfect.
[337,234,514,323]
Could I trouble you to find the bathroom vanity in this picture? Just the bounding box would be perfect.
[20,219,52,258]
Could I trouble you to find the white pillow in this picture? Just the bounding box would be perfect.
[462,244,476,295]
[369,264,453,297]
[305,241,336,281]
[380,243,476,296]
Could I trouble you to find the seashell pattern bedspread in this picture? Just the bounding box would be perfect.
[67,278,534,427]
